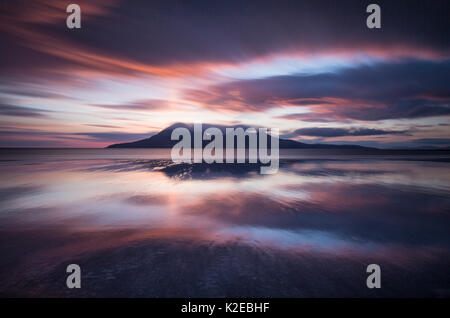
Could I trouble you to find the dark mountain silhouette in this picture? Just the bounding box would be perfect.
[107,123,373,149]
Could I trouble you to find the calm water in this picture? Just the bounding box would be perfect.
[1,149,450,297]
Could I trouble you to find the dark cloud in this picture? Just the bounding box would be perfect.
[293,127,408,137]
[0,103,51,118]
[1,0,449,77]
[0,87,68,99]
[0,185,42,202]
[277,113,344,123]
[336,99,450,121]
[72,132,156,142]
[187,59,450,120]
[92,99,174,111]
[84,124,123,129]
[0,130,156,147]
[0,137,71,148]
[412,138,450,145]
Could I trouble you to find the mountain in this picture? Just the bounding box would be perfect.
[107,123,373,149]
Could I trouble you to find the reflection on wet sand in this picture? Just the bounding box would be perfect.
[0,154,449,297]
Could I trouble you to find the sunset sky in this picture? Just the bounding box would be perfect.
[0,0,449,148]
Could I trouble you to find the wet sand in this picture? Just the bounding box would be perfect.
[1,150,449,297]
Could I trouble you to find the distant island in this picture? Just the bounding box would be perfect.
[107,123,373,149]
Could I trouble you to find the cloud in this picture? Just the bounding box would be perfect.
[412,138,450,145]
[0,87,68,99]
[84,124,123,129]
[186,59,450,120]
[72,132,155,142]
[92,99,175,111]
[0,129,156,147]
[0,103,51,118]
[0,185,42,201]
[278,113,351,123]
[1,0,449,80]
[293,127,408,137]
[277,113,344,123]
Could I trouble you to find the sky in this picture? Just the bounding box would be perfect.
[0,0,449,148]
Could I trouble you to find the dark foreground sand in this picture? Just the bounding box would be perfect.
[1,228,450,298]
